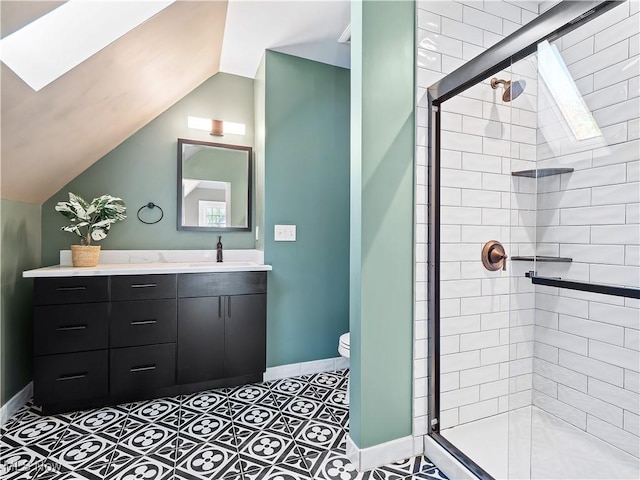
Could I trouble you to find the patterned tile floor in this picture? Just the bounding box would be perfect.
[0,369,448,480]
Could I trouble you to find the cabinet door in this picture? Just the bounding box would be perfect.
[224,294,266,377]
[177,297,224,384]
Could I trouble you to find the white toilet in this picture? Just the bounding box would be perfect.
[338,333,350,403]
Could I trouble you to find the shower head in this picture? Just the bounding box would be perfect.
[490,78,526,102]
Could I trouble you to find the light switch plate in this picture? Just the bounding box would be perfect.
[274,224,296,242]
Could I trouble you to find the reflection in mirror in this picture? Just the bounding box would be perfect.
[177,138,252,231]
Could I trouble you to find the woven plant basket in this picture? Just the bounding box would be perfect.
[71,245,101,267]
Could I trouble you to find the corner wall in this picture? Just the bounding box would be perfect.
[41,73,255,266]
[1,199,41,405]
[350,0,415,450]
[263,51,350,367]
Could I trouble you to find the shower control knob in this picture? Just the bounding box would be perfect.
[482,240,508,271]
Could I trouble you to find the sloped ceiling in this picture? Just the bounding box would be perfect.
[1,0,228,204]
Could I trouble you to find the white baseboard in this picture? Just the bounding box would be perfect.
[1,382,32,426]
[264,356,349,382]
[346,434,414,472]
[423,434,476,480]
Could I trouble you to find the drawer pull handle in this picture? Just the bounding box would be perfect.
[56,325,87,331]
[130,283,157,288]
[130,365,156,373]
[56,372,87,381]
[131,319,157,326]
[56,286,87,291]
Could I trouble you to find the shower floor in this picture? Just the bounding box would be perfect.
[441,406,639,480]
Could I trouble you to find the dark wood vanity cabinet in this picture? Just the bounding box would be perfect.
[32,271,267,413]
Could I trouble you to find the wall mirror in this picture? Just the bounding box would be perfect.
[177,138,252,231]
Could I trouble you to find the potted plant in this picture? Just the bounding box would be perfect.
[55,192,127,267]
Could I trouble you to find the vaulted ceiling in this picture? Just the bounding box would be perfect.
[0,0,350,205]
[1,0,228,204]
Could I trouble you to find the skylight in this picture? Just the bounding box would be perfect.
[0,0,175,92]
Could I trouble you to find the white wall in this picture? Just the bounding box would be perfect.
[531,0,639,458]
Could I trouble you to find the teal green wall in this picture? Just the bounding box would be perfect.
[349,1,415,449]
[1,199,41,404]
[41,73,255,266]
[254,57,266,251]
[264,51,350,366]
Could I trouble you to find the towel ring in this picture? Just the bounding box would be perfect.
[137,202,164,225]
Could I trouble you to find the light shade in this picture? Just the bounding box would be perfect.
[187,116,246,136]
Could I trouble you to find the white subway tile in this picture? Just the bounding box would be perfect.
[462,41,484,61]
[442,55,466,74]
[536,325,588,355]
[590,340,640,372]
[561,164,626,189]
[585,80,630,112]
[483,30,503,49]
[626,245,640,266]
[441,17,483,47]
[459,364,501,389]
[441,149,462,168]
[481,345,510,365]
[461,295,502,315]
[594,97,640,129]
[558,384,624,427]
[460,330,501,352]
[535,358,588,393]
[568,40,628,80]
[441,298,461,318]
[629,161,640,182]
[482,173,511,192]
[441,279,481,299]
[459,398,499,424]
[533,390,587,429]
[624,410,640,436]
[480,379,510,400]
[441,385,480,408]
[463,116,507,140]
[461,189,501,208]
[441,243,480,262]
[533,373,558,398]
[537,188,591,210]
[417,67,444,89]
[628,118,640,141]
[586,415,640,457]
[441,315,481,336]
[483,137,511,156]
[561,37,594,66]
[441,206,483,225]
[441,350,480,374]
[417,0,463,21]
[417,48,442,71]
[481,311,510,330]
[462,5,502,34]
[591,225,640,246]
[481,277,511,296]
[594,13,640,52]
[560,205,626,226]
[627,203,640,224]
[441,168,482,188]
[625,328,640,351]
[590,302,640,330]
[590,264,640,288]
[560,314,625,346]
[536,293,590,319]
[460,225,501,243]
[626,369,640,393]
[417,9,441,34]
[441,371,460,392]
[440,408,459,429]
[441,226,461,243]
[560,348,625,387]
[592,182,640,206]
[593,141,640,170]
[441,187,462,206]
[589,377,640,414]
[442,112,463,132]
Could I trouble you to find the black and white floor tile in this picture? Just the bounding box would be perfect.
[0,369,448,480]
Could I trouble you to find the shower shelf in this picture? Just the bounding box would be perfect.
[511,168,574,178]
[511,256,572,262]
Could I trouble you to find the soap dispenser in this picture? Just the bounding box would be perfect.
[216,236,223,263]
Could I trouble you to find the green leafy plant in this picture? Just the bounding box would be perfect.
[55,193,127,245]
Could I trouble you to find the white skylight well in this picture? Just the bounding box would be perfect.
[0,0,175,92]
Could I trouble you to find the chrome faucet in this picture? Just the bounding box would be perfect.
[216,236,223,263]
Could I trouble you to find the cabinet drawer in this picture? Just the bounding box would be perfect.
[110,344,176,397]
[34,303,108,355]
[178,272,267,298]
[111,275,176,301]
[34,277,108,305]
[111,300,177,347]
[34,351,107,405]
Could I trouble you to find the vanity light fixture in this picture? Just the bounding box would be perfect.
[187,116,246,136]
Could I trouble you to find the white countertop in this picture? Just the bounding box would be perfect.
[23,249,272,278]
